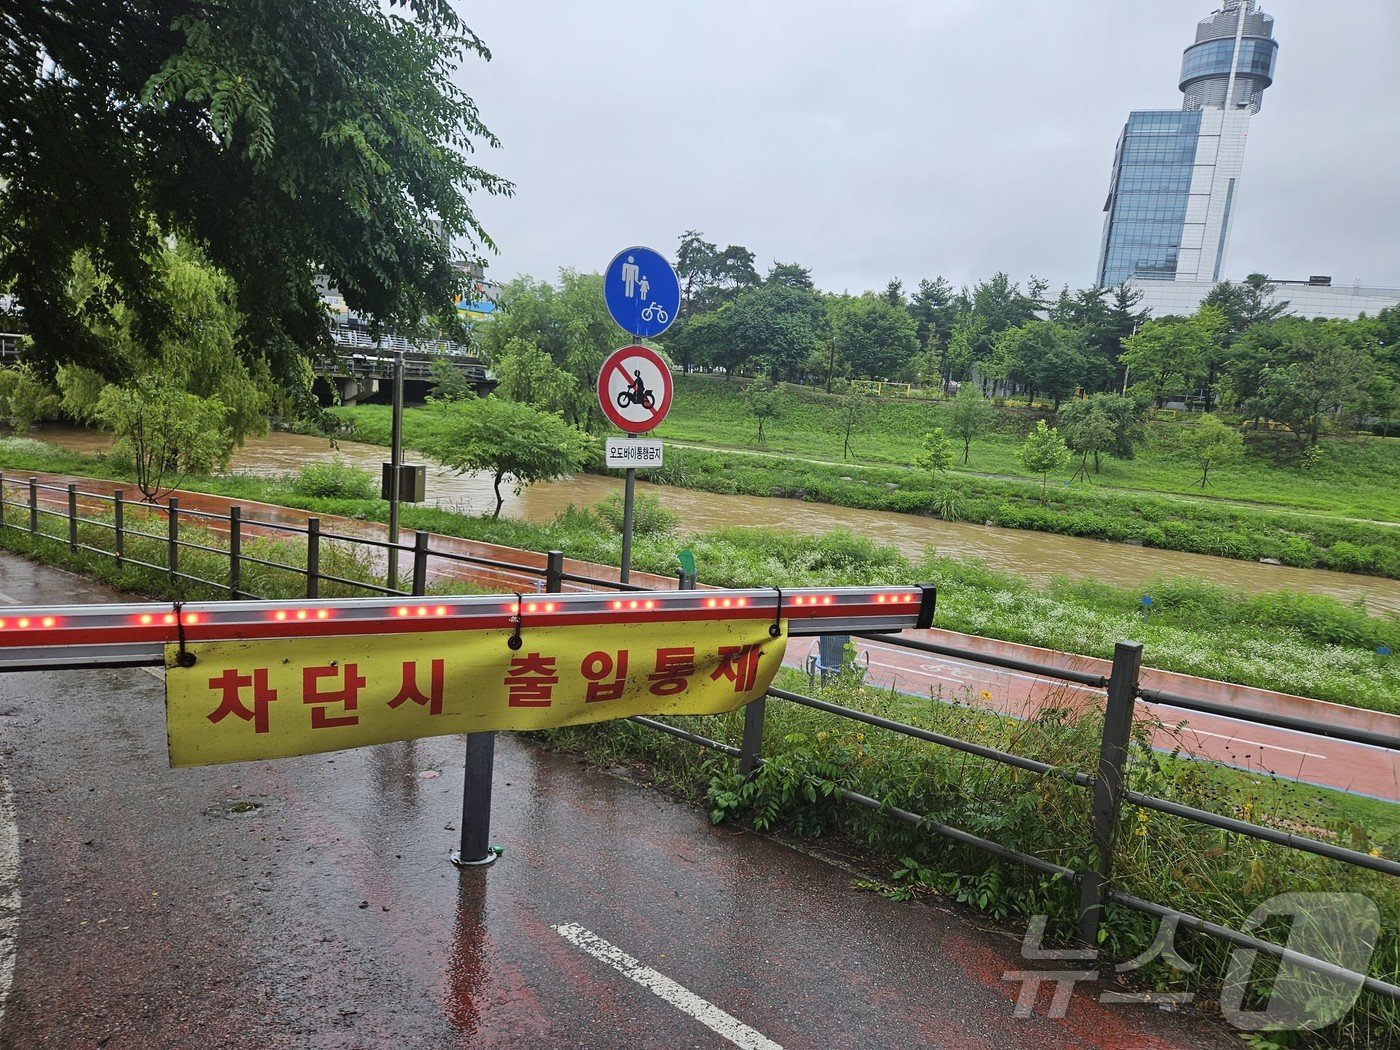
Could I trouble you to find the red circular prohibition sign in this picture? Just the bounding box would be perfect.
[597,345,673,434]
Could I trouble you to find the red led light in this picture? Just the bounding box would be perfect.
[182,613,200,625]
[41,616,56,628]
[317,609,331,620]
[507,602,520,614]
[0,620,6,630]
[163,613,177,626]
[296,609,309,620]
[643,599,655,610]
[435,606,448,617]
[736,597,747,607]
[273,610,288,621]
[544,602,556,613]
[416,606,428,617]
[629,600,639,610]
[823,596,834,605]
[17,618,29,629]
[707,598,718,608]
[612,600,623,610]
[721,598,732,608]
[139,613,154,626]
[396,607,411,617]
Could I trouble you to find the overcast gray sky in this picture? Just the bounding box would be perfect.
[457,1,1400,296]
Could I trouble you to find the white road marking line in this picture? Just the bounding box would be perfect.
[1183,730,1326,761]
[0,771,20,1029]
[551,923,782,1050]
[142,666,166,681]
[0,591,18,605]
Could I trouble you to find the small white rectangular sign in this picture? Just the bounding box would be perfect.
[606,438,664,469]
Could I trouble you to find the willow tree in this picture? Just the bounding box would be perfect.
[0,1,510,397]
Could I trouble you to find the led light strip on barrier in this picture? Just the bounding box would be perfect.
[0,586,935,671]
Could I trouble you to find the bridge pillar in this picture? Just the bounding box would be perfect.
[337,376,379,405]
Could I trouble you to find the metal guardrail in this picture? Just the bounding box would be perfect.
[1,472,1396,1004]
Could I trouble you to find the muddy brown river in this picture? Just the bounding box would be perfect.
[38,427,1400,616]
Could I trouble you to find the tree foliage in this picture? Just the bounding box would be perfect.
[0,364,59,431]
[829,296,918,380]
[1225,318,1374,447]
[989,320,1091,408]
[93,375,232,500]
[422,396,589,518]
[947,383,993,465]
[476,272,613,429]
[1057,392,1145,476]
[54,241,270,444]
[744,376,786,445]
[1182,414,1244,488]
[915,427,954,476]
[1018,420,1071,498]
[1119,307,1226,408]
[1,0,509,392]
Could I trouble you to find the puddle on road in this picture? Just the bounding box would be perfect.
[205,797,282,819]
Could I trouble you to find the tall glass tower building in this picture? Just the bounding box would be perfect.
[1096,1,1279,288]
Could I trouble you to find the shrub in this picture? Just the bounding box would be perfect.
[594,493,680,537]
[291,459,378,500]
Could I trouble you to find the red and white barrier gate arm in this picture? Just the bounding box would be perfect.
[0,586,936,672]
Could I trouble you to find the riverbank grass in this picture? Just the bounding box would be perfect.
[326,401,1400,580]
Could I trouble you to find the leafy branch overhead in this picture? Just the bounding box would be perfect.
[0,0,511,389]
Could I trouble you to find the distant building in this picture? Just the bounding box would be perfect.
[1129,276,1400,322]
[1097,1,1278,288]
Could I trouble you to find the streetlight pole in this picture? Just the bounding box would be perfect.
[387,352,404,591]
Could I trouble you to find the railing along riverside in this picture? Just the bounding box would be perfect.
[0,471,1395,1003]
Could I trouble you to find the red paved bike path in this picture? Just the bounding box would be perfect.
[0,556,1237,1048]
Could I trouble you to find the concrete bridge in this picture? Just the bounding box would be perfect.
[0,326,496,405]
[318,322,496,404]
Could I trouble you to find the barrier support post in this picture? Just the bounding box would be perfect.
[28,477,38,534]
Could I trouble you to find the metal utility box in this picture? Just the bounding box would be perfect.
[381,463,426,503]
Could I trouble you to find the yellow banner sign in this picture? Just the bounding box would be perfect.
[165,619,786,767]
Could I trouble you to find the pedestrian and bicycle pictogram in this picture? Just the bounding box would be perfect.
[604,246,680,339]
[597,345,673,434]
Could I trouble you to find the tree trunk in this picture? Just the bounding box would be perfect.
[492,472,506,518]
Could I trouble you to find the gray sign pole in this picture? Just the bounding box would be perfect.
[619,441,636,584]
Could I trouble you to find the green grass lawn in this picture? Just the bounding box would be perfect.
[653,375,1400,523]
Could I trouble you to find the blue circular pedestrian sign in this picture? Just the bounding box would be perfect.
[604,246,680,339]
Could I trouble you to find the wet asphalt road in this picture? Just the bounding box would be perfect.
[0,556,1238,1048]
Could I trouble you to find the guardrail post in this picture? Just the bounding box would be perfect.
[1077,640,1143,952]
[0,472,6,530]
[228,506,241,599]
[67,483,78,551]
[545,550,564,594]
[28,477,38,534]
[113,491,124,568]
[167,498,179,585]
[411,531,429,596]
[306,517,320,600]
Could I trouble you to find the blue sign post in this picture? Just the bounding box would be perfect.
[604,246,680,339]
